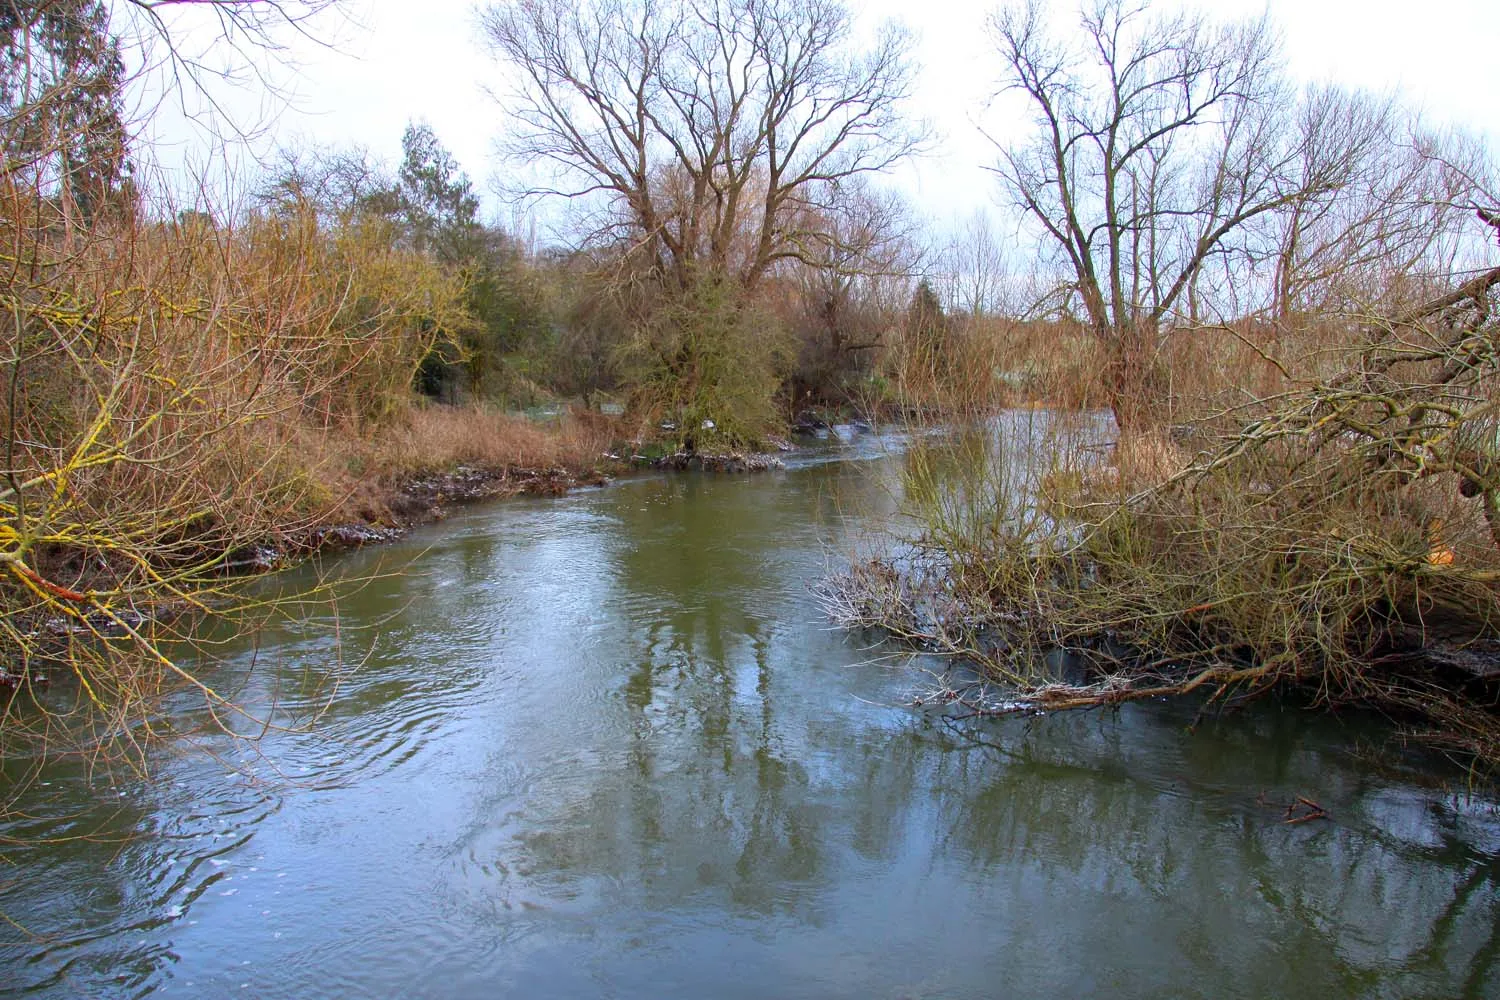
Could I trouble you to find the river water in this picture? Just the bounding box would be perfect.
[2,428,1499,998]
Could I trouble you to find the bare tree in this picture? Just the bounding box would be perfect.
[986,0,1377,425]
[935,211,1017,318]
[787,180,918,399]
[480,0,923,293]
[117,0,346,131]
[1265,97,1485,325]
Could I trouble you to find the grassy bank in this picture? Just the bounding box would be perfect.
[282,404,622,531]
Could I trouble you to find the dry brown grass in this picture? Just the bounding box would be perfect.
[878,314,1109,418]
[963,316,1110,410]
[1154,316,1374,426]
[1042,428,1189,508]
[208,404,624,527]
[1113,429,1190,490]
[362,405,618,481]
[942,311,1379,426]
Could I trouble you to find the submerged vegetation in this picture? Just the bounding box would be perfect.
[2,0,1500,778]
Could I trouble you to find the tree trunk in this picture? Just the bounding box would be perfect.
[1104,323,1165,431]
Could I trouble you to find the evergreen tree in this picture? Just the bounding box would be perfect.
[905,279,947,349]
[396,121,480,263]
[391,123,553,402]
[0,0,130,220]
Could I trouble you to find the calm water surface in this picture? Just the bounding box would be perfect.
[2,428,1498,998]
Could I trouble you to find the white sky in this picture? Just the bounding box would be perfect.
[139,0,1500,233]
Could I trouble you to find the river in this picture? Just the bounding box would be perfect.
[2,427,1498,997]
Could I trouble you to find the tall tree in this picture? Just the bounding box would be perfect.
[395,121,481,263]
[482,0,922,443]
[987,0,1375,425]
[789,180,915,399]
[481,0,923,293]
[385,123,553,402]
[0,0,130,221]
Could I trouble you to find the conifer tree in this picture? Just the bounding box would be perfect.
[0,0,130,221]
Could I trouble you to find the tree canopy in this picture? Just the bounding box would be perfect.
[0,0,129,218]
[481,0,923,291]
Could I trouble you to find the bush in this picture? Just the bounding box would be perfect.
[617,276,791,450]
[825,267,1500,768]
[0,183,466,763]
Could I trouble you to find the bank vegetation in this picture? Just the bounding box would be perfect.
[824,0,1500,770]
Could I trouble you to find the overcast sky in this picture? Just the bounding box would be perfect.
[139,0,1500,232]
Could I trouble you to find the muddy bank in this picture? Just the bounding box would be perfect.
[389,463,615,521]
[261,463,624,567]
[648,450,786,473]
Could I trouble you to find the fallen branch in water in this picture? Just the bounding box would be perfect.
[1283,796,1329,825]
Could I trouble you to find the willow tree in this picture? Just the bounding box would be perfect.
[987,0,1386,426]
[482,0,921,441]
[484,0,920,289]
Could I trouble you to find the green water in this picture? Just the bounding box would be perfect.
[2,426,1497,998]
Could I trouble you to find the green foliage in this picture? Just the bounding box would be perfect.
[395,121,481,263]
[618,277,790,450]
[0,0,129,219]
[903,278,951,370]
[382,123,563,405]
[538,266,626,398]
[460,232,557,401]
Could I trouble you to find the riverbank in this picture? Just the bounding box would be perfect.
[272,404,792,561]
[822,402,1500,772]
[0,401,792,710]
